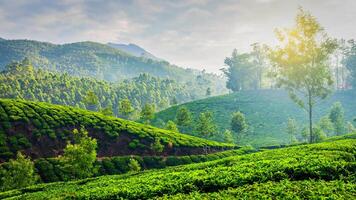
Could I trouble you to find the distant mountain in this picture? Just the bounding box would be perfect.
[0,38,228,97]
[107,42,161,61]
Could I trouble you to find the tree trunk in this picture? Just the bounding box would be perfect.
[308,92,313,143]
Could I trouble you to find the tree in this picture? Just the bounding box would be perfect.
[222,129,234,143]
[318,116,334,136]
[221,49,254,92]
[286,118,298,144]
[329,102,345,135]
[140,103,155,124]
[118,98,134,119]
[165,120,179,132]
[343,39,356,88]
[175,106,192,127]
[150,137,164,154]
[313,126,327,142]
[346,121,355,133]
[128,158,141,172]
[231,112,248,140]
[100,104,114,116]
[251,43,268,89]
[83,91,99,111]
[195,111,217,137]
[268,8,337,143]
[0,152,38,191]
[60,127,97,180]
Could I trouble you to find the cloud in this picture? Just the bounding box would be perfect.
[0,0,355,72]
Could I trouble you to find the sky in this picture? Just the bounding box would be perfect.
[0,0,355,73]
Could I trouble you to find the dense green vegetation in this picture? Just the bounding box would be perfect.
[0,135,354,199]
[0,98,233,162]
[0,38,227,96]
[0,59,200,114]
[152,90,356,146]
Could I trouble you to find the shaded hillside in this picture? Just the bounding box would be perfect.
[0,38,227,96]
[0,99,233,162]
[152,90,356,146]
[1,135,354,199]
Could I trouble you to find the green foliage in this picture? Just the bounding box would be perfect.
[268,8,337,143]
[128,158,141,172]
[60,128,97,180]
[152,90,356,147]
[344,39,356,88]
[0,152,38,191]
[1,138,354,199]
[100,104,114,116]
[118,98,133,119]
[195,111,217,137]
[221,49,256,92]
[329,102,345,135]
[0,61,205,117]
[231,112,248,139]
[318,116,334,136]
[286,118,298,144]
[0,98,233,161]
[150,138,164,154]
[175,106,192,133]
[165,120,179,132]
[140,103,155,124]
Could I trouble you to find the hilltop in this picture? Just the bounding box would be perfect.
[0,134,354,199]
[0,38,227,95]
[107,43,161,61]
[152,90,356,146]
[0,99,233,162]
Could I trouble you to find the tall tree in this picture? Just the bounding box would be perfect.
[118,98,134,119]
[344,39,356,89]
[60,127,97,180]
[286,118,298,144]
[231,112,248,140]
[83,91,99,111]
[221,49,254,92]
[251,43,268,89]
[329,102,345,135]
[175,106,192,127]
[165,120,179,132]
[195,111,217,137]
[268,8,337,143]
[140,103,155,124]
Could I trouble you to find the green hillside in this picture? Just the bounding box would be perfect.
[152,90,356,146]
[0,38,227,96]
[0,99,233,162]
[0,62,196,113]
[1,135,354,199]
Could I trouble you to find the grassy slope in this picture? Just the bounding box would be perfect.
[0,99,233,161]
[153,89,356,146]
[1,134,354,199]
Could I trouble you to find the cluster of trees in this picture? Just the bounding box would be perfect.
[160,106,248,143]
[286,102,354,144]
[0,59,205,118]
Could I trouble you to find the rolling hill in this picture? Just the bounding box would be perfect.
[0,38,227,96]
[0,99,233,163]
[0,134,354,199]
[152,89,356,146]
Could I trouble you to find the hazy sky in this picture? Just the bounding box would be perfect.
[0,0,355,72]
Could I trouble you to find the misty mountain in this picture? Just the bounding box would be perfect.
[107,43,161,61]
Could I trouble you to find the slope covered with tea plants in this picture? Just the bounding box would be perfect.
[153,90,356,146]
[0,135,354,199]
[0,99,233,162]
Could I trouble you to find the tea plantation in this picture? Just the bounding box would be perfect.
[0,98,234,162]
[153,90,356,146]
[1,134,354,199]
